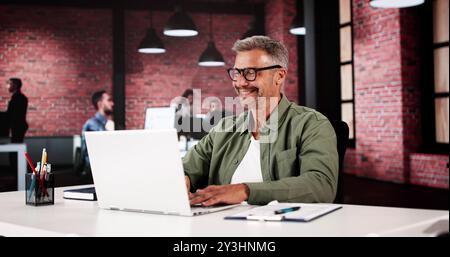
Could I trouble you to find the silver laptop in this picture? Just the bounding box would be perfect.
[85,129,238,216]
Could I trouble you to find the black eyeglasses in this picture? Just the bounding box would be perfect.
[227,65,282,82]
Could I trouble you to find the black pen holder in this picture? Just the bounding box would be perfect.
[25,172,54,206]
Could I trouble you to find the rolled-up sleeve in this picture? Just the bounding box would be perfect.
[182,130,215,192]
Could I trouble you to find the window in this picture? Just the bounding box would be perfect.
[433,0,449,145]
[339,0,355,144]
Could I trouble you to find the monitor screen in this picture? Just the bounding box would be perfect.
[144,106,176,130]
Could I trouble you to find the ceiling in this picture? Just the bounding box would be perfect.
[1,0,268,14]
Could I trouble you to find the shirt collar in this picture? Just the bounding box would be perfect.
[95,112,108,125]
[239,94,292,136]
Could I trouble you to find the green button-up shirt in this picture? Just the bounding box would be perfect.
[182,95,338,205]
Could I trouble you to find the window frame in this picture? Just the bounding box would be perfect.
[421,0,449,154]
[339,0,356,148]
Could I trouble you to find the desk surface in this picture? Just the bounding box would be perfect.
[0,185,448,237]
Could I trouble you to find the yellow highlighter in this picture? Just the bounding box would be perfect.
[40,148,47,181]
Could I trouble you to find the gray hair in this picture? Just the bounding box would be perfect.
[232,36,289,69]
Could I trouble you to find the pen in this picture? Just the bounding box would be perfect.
[24,153,40,201]
[274,206,301,215]
[25,152,42,184]
[24,152,38,176]
[24,152,48,198]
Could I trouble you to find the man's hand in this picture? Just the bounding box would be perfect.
[189,184,250,206]
[185,176,193,198]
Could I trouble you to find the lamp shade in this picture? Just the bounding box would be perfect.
[289,14,306,35]
[138,28,166,54]
[163,9,198,37]
[198,41,225,67]
[370,0,424,8]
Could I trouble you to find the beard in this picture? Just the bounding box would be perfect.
[104,108,113,116]
[235,87,259,107]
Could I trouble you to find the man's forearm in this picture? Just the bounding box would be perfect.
[245,173,337,205]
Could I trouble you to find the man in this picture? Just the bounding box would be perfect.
[173,88,203,139]
[6,78,28,143]
[5,78,28,175]
[183,36,338,206]
[203,98,231,132]
[175,88,194,118]
[80,90,114,175]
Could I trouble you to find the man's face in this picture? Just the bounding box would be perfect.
[99,93,114,115]
[187,95,193,106]
[232,49,285,108]
[6,80,16,93]
[209,101,220,112]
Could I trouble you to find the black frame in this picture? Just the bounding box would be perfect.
[227,65,283,82]
[338,0,356,148]
[419,0,449,154]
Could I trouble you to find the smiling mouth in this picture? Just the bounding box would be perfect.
[238,88,258,97]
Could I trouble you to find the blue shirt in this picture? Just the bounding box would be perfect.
[81,112,108,166]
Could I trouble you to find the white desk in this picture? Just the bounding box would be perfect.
[0,186,448,237]
[0,143,27,190]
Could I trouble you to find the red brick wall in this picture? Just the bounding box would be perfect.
[125,6,300,130]
[0,6,113,136]
[124,11,249,129]
[0,4,299,134]
[346,0,406,182]
[344,0,449,189]
[410,154,449,189]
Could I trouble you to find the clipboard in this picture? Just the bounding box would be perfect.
[224,201,342,222]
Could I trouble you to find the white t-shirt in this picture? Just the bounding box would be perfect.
[105,120,115,131]
[230,136,263,184]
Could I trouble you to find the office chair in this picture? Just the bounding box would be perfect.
[73,146,84,175]
[329,120,349,204]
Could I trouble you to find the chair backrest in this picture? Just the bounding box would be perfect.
[329,120,349,203]
[73,146,86,176]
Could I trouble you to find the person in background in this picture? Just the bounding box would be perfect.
[173,88,197,136]
[5,78,28,175]
[6,78,28,143]
[79,90,114,176]
[175,88,194,118]
[203,98,231,132]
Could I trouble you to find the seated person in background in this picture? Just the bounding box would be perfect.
[175,88,194,118]
[172,88,204,139]
[79,90,114,176]
[183,36,338,206]
[203,98,231,132]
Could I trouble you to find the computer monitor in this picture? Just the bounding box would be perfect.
[144,106,176,130]
[175,115,209,140]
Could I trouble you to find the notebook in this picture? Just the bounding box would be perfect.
[63,187,97,201]
[225,201,342,222]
